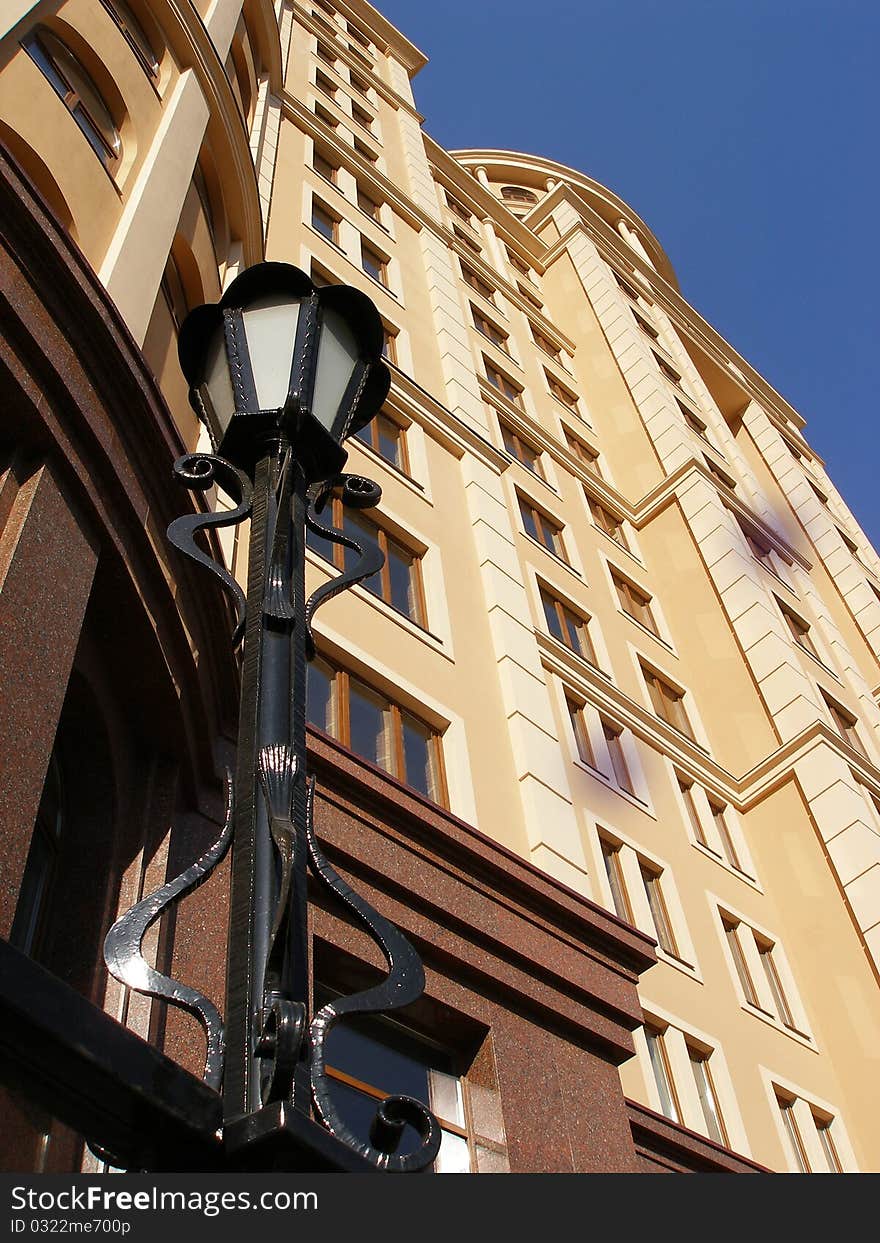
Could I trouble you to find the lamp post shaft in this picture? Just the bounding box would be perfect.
[224,441,311,1123]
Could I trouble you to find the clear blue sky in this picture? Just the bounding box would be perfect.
[378,0,880,549]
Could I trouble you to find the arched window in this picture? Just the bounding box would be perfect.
[10,752,64,959]
[501,185,538,205]
[102,0,160,80]
[23,28,121,169]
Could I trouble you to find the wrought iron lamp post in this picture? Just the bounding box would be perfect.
[102,263,440,1172]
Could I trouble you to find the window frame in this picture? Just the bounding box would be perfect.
[353,410,409,476]
[516,493,567,562]
[361,240,389,286]
[500,421,545,480]
[538,583,597,666]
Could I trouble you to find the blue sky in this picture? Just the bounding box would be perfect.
[378,0,880,549]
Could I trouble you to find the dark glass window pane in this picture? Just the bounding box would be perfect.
[324,1018,431,1102]
[348,678,389,770]
[401,712,432,798]
[307,659,334,735]
[342,509,379,577]
[542,592,561,640]
[387,540,414,618]
[377,416,401,469]
[518,498,538,542]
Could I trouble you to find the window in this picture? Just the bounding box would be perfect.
[452,223,481,255]
[160,249,189,332]
[351,101,373,132]
[777,598,821,661]
[564,431,601,476]
[517,495,566,561]
[567,696,596,768]
[313,148,338,184]
[600,838,632,921]
[311,198,339,244]
[500,422,544,479]
[809,480,829,507]
[314,100,339,129]
[306,500,425,626]
[11,753,64,958]
[381,325,397,364]
[24,29,121,169]
[517,282,543,311]
[472,306,509,351]
[354,411,408,474]
[775,1093,844,1173]
[781,432,803,460]
[734,513,776,572]
[545,371,578,411]
[500,185,537,206]
[539,585,597,664]
[614,270,649,304]
[722,915,801,1032]
[460,262,495,302]
[530,324,560,360]
[308,657,445,804]
[484,359,523,408]
[611,570,656,634]
[678,777,708,847]
[644,1026,680,1122]
[361,241,388,285]
[756,935,796,1030]
[315,68,337,98]
[678,400,709,441]
[349,71,369,96]
[445,194,472,224]
[354,138,377,164]
[639,860,678,955]
[707,799,742,870]
[346,21,371,50]
[704,456,736,490]
[588,498,628,550]
[821,692,867,758]
[776,1094,809,1172]
[316,40,337,66]
[315,980,508,1173]
[357,185,381,221]
[309,259,334,288]
[632,310,659,339]
[103,0,160,79]
[837,526,860,556]
[506,246,530,276]
[642,666,695,741]
[602,719,635,795]
[687,1044,727,1145]
[653,351,683,388]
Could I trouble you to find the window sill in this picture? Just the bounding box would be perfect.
[740,1001,813,1049]
[591,522,643,567]
[520,531,581,581]
[307,222,347,258]
[348,437,425,498]
[690,840,760,890]
[616,605,675,655]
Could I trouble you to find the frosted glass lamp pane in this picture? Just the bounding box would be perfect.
[241,296,302,410]
[204,324,236,437]
[313,308,360,434]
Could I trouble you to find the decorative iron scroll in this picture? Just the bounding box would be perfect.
[255,743,306,1104]
[304,473,384,657]
[304,778,441,1171]
[167,453,253,647]
[103,773,234,1091]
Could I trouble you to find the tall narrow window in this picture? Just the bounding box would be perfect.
[814,1115,843,1173]
[566,698,595,768]
[734,514,776,573]
[776,1094,810,1173]
[708,799,742,870]
[678,777,709,847]
[472,307,509,351]
[600,838,631,922]
[545,371,578,411]
[687,1044,727,1145]
[530,324,560,361]
[644,1026,680,1123]
[24,29,121,169]
[722,917,761,1008]
[564,431,601,476]
[639,862,678,955]
[311,198,338,243]
[357,185,381,221]
[756,937,796,1030]
[460,263,495,302]
[602,719,635,796]
[653,351,683,388]
[539,586,596,664]
[313,148,338,184]
[103,0,160,79]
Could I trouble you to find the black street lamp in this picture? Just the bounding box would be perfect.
[101,263,441,1171]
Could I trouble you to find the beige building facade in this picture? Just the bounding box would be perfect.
[2,0,880,1174]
